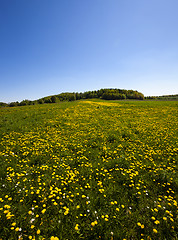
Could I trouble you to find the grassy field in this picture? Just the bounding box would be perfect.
[0,100,177,240]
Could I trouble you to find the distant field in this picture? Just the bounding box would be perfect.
[0,100,177,240]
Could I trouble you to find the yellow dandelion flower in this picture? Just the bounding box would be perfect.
[75,224,79,231]
[154,220,160,225]
[41,209,46,214]
[91,222,95,227]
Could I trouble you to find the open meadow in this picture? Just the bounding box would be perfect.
[0,100,177,240]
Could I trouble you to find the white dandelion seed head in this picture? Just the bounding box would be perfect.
[30,218,35,223]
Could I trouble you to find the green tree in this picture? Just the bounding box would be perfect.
[38,99,44,104]
[51,96,57,103]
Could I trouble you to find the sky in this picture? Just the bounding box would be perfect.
[0,0,178,103]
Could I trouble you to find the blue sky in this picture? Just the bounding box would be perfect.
[0,0,178,103]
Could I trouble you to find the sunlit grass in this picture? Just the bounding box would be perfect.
[0,100,177,239]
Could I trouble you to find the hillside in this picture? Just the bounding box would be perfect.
[1,88,144,107]
[0,100,177,239]
[1,90,178,108]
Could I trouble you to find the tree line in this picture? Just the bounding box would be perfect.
[1,88,145,107]
[145,94,178,100]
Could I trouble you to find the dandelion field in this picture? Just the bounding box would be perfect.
[0,99,177,240]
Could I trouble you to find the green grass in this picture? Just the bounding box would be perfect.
[0,100,177,240]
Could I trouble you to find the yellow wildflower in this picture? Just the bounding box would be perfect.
[41,209,46,214]
[75,224,79,230]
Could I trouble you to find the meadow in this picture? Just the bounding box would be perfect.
[0,99,177,240]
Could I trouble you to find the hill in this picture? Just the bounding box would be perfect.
[0,100,177,239]
[1,88,145,107]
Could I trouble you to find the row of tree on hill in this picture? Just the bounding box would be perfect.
[0,88,144,107]
[145,94,178,100]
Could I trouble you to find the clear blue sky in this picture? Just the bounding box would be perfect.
[0,0,178,103]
